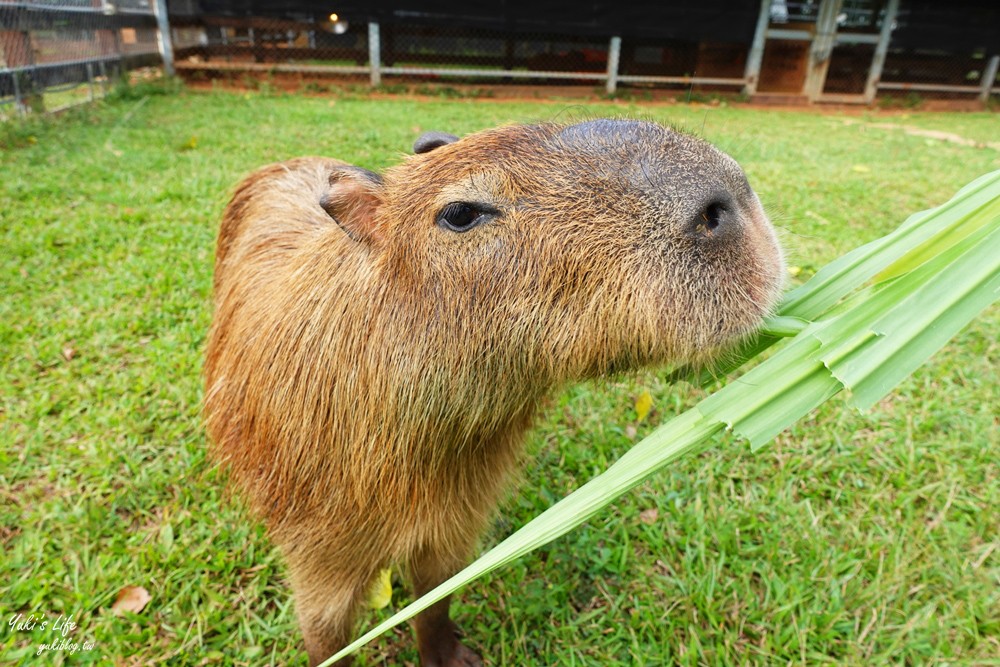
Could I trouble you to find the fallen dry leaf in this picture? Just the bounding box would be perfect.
[111,585,151,614]
[634,390,653,422]
[366,568,393,610]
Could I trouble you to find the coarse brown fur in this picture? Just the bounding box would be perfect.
[204,119,784,666]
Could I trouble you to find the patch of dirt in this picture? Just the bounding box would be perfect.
[840,118,1000,150]
[176,65,998,117]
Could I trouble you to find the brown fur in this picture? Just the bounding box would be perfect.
[204,120,784,666]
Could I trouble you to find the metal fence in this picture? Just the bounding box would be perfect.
[170,18,756,95]
[2,0,998,114]
[0,0,169,116]
[168,0,999,105]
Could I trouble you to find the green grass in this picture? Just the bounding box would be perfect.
[0,88,97,122]
[1,83,997,666]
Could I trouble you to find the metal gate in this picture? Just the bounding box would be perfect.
[745,0,901,103]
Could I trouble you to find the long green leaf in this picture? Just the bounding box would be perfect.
[825,224,1000,409]
[697,333,842,449]
[781,169,1000,319]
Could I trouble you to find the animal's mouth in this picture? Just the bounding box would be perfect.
[716,301,775,345]
[677,254,785,365]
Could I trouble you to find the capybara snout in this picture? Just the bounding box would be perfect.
[205,118,783,666]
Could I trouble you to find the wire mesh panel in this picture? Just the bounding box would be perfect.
[820,0,886,96]
[748,0,817,95]
[823,43,875,94]
[379,24,609,85]
[157,1,997,105]
[119,26,160,56]
[618,38,749,91]
[168,10,369,74]
[878,0,1000,98]
[881,48,993,92]
[384,26,607,71]
[0,0,163,114]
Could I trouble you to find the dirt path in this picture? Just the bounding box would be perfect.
[838,118,1000,150]
[178,69,996,118]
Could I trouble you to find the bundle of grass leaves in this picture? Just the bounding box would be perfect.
[325,169,1000,666]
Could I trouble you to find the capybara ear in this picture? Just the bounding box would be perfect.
[413,131,458,154]
[321,167,384,245]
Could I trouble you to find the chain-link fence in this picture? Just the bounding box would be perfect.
[0,0,165,116]
[880,48,997,97]
[874,1,1000,102]
[2,0,997,113]
[167,1,997,104]
[169,18,754,95]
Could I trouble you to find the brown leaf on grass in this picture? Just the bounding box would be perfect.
[111,585,151,614]
[639,508,659,525]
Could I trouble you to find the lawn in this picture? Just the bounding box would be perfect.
[1,83,997,666]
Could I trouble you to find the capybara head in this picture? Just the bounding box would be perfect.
[205,117,784,666]
[322,119,783,382]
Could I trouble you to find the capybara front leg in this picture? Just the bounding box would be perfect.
[408,546,484,667]
[286,555,380,667]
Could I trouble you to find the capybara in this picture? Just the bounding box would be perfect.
[204,119,784,666]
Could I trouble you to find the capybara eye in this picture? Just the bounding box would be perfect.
[437,202,494,232]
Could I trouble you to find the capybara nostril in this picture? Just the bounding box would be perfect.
[703,201,725,232]
[675,181,748,243]
[691,199,732,239]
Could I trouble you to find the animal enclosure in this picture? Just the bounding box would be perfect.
[2,0,999,115]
